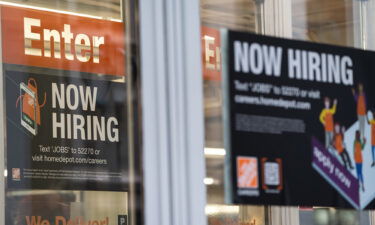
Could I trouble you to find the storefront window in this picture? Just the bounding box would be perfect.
[1,1,139,225]
[201,0,375,224]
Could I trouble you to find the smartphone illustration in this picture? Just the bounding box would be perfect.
[20,82,37,135]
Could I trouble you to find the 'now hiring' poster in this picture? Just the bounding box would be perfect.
[224,30,375,209]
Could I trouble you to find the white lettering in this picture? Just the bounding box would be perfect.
[24,18,42,56]
[287,48,353,85]
[234,41,282,76]
[75,34,91,62]
[234,41,249,73]
[249,43,263,75]
[62,24,74,60]
[328,55,341,84]
[79,86,97,111]
[93,116,106,141]
[73,114,85,140]
[263,46,282,76]
[43,29,61,58]
[341,56,353,85]
[308,51,321,81]
[66,84,79,110]
[107,117,119,142]
[93,36,105,63]
[52,83,65,109]
[288,49,301,79]
[23,17,105,63]
[53,113,65,138]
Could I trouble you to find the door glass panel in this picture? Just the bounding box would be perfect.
[201,0,375,224]
[1,1,138,225]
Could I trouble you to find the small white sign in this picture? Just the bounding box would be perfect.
[264,162,280,186]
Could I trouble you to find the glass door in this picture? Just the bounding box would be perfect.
[0,1,141,225]
[201,0,375,224]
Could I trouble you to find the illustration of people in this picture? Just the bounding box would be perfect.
[320,97,337,150]
[352,83,367,140]
[354,130,366,192]
[368,109,375,167]
[332,124,354,170]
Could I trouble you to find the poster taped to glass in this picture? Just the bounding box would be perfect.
[2,5,128,191]
[6,71,127,191]
[223,30,375,209]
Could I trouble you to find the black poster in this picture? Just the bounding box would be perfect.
[6,70,127,191]
[224,31,375,209]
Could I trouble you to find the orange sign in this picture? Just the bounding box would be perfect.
[237,157,259,189]
[1,5,125,76]
[201,26,221,81]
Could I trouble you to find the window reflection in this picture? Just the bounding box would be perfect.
[2,1,130,225]
[201,0,372,224]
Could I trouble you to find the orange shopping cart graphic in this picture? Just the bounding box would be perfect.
[16,78,46,135]
[237,157,259,189]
